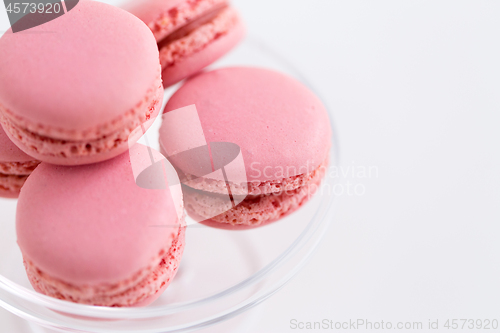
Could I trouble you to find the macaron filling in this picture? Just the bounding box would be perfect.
[154,3,240,69]
[157,3,229,48]
[23,222,185,307]
[184,158,328,227]
[0,73,163,160]
[180,158,327,196]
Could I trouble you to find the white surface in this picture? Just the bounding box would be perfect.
[232,1,500,332]
[1,0,500,332]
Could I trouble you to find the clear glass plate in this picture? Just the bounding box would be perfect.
[0,38,340,333]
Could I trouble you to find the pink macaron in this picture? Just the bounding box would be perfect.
[123,0,245,88]
[17,144,185,307]
[0,0,163,166]
[159,67,331,229]
[0,125,39,198]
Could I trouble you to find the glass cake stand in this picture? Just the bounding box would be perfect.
[0,37,340,332]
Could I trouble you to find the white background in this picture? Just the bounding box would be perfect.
[232,1,500,332]
[1,1,500,332]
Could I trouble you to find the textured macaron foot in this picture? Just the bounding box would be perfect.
[124,0,245,87]
[0,1,163,166]
[184,159,327,229]
[0,173,29,198]
[0,161,40,198]
[0,74,163,166]
[17,144,185,307]
[0,126,40,198]
[24,223,186,307]
[181,157,326,196]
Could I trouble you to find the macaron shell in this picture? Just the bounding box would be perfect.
[3,131,129,166]
[0,125,35,163]
[123,0,187,28]
[124,225,185,307]
[163,67,331,182]
[17,144,182,285]
[0,174,27,198]
[0,160,39,177]
[0,187,19,199]
[24,222,186,307]
[184,158,327,228]
[198,216,277,231]
[123,0,228,41]
[123,0,244,88]
[0,0,159,132]
[180,158,324,196]
[0,125,39,198]
[1,81,163,166]
[161,13,245,87]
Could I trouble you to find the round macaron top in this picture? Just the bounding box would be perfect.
[0,0,160,132]
[162,67,331,182]
[0,125,35,163]
[16,145,181,285]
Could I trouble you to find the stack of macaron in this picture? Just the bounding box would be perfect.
[0,0,188,307]
[0,0,331,307]
[123,0,245,88]
[159,67,331,229]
